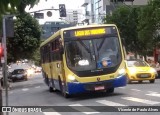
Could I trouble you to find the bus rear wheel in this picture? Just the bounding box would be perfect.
[49,80,56,92]
[49,87,53,92]
[59,77,70,98]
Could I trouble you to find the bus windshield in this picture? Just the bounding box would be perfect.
[65,36,122,71]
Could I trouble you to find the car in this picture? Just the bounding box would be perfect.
[153,66,160,79]
[125,59,156,83]
[8,69,28,82]
[35,67,42,73]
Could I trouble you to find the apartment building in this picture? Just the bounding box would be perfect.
[41,21,75,39]
[82,0,149,24]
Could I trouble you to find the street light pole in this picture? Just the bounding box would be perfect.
[2,15,8,108]
[2,15,13,115]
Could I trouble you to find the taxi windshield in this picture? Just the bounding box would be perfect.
[127,60,149,67]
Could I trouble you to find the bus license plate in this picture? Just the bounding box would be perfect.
[95,86,105,91]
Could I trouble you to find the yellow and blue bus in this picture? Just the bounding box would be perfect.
[40,24,127,98]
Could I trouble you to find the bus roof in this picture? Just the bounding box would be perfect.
[40,24,117,47]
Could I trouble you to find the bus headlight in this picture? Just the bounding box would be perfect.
[68,75,76,81]
[118,68,126,75]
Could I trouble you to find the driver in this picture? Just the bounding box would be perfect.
[97,57,112,68]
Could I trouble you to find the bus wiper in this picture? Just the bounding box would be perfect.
[78,40,91,53]
[97,37,105,51]
[78,40,95,61]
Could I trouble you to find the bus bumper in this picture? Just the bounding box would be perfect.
[67,75,127,94]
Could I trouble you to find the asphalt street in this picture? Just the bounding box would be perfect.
[2,73,160,115]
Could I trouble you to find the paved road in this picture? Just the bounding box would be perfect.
[2,73,160,115]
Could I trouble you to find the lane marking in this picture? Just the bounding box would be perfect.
[35,86,41,88]
[131,89,141,92]
[122,97,160,105]
[9,91,13,94]
[117,87,126,89]
[146,93,160,97]
[148,91,158,94]
[96,100,127,106]
[43,108,61,115]
[43,112,61,115]
[22,88,29,91]
[69,104,100,114]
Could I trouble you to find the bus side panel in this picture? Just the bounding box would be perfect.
[49,61,64,91]
[42,63,49,85]
[45,63,51,79]
[51,61,60,90]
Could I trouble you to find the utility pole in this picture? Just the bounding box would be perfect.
[91,0,94,23]
[0,43,3,115]
[0,79,3,115]
[2,15,8,115]
[1,15,14,115]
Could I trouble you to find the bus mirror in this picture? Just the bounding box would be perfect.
[123,46,127,60]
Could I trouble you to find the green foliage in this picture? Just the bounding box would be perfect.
[7,13,41,62]
[32,40,44,66]
[17,0,40,13]
[32,48,41,66]
[0,0,40,34]
[0,0,39,14]
[138,0,160,55]
[104,6,142,53]
[104,0,160,57]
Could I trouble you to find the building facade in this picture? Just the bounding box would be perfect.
[82,0,149,24]
[41,21,75,39]
[63,9,83,24]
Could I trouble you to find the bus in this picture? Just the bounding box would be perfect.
[40,24,127,98]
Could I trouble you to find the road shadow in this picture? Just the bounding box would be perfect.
[127,81,158,85]
[52,90,125,101]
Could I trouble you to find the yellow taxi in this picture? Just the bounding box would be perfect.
[125,59,156,83]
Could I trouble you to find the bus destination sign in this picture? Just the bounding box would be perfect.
[74,28,106,37]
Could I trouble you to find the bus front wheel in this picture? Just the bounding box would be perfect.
[126,74,131,84]
[106,88,114,93]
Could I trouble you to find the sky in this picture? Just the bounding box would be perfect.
[25,0,84,24]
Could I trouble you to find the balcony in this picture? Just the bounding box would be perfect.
[81,0,90,7]
[85,11,90,16]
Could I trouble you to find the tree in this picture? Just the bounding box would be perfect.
[0,0,40,34]
[104,6,142,54]
[0,0,40,14]
[138,0,160,56]
[32,39,45,66]
[7,13,41,62]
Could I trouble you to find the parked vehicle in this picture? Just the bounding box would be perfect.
[125,59,156,83]
[8,69,28,82]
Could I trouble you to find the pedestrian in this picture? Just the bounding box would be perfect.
[150,60,156,67]
[0,77,11,90]
[147,59,151,65]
